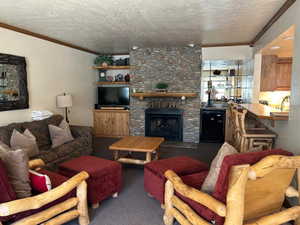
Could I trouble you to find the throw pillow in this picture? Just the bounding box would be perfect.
[29,169,51,193]
[201,142,238,193]
[10,129,39,157]
[49,120,74,148]
[0,149,31,198]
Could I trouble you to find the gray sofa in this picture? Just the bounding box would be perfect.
[0,115,93,168]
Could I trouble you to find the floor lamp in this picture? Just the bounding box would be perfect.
[56,93,73,123]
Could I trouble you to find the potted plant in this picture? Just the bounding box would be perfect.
[155,82,169,92]
[94,55,113,67]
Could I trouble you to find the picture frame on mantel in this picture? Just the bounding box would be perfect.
[0,53,29,111]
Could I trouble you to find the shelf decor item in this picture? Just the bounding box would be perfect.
[98,69,107,81]
[94,55,113,67]
[124,74,130,82]
[155,82,168,92]
[115,74,124,82]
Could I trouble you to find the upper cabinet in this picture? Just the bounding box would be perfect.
[260,55,292,91]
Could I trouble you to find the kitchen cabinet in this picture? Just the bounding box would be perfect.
[276,58,292,90]
[260,55,292,91]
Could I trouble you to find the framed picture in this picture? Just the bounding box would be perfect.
[0,53,29,111]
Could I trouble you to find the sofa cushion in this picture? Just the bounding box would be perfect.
[53,138,85,157]
[181,171,209,190]
[35,150,59,164]
[0,149,31,198]
[201,142,237,193]
[145,156,209,179]
[10,129,39,157]
[0,159,16,203]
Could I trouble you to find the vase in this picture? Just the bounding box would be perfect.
[101,62,108,67]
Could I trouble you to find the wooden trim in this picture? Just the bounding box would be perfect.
[0,22,99,55]
[251,0,296,45]
[96,82,130,85]
[202,42,251,48]
[132,92,197,100]
[93,66,132,70]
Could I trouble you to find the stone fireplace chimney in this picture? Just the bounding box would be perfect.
[129,46,202,143]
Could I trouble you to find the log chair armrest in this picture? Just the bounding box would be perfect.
[28,159,45,170]
[0,171,89,217]
[165,170,226,217]
[245,206,300,225]
[248,155,300,180]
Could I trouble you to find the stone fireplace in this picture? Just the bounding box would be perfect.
[130,46,202,143]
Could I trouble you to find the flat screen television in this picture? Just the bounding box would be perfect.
[98,87,130,106]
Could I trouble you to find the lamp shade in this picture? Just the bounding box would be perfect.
[56,94,72,108]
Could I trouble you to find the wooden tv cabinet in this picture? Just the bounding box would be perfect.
[93,109,129,138]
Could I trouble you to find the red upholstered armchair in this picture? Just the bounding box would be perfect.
[163,149,300,225]
[0,159,89,225]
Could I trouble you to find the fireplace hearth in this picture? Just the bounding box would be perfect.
[145,108,183,141]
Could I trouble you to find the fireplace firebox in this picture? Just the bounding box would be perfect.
[145,108,183,141]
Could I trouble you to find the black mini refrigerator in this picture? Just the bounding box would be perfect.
[200,109,226,143]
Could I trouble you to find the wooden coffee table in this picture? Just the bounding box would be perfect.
[109,136,164,165]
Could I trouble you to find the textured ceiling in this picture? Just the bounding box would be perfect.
[0,0,286,53]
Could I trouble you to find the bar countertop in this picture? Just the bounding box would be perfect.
[240,103,288,120]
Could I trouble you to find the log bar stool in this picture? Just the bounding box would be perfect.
[233,108,277,152]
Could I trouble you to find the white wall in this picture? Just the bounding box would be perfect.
[0,27,96,126]
[253,1,300,153]
[202,46,253,60]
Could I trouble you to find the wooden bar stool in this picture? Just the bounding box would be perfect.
[233,108,277,152]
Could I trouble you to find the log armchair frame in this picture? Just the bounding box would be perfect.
[0,159,90,225]
[164,155,300,225]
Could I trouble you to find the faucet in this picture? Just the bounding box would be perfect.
[281,96,290,112]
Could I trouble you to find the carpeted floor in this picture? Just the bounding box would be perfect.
[67,137,221,225]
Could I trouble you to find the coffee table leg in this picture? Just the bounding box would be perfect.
[154,151,159,160]
[113,150,119,161]
[146,152,151,163]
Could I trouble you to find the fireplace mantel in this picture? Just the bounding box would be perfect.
[132,92,197,100]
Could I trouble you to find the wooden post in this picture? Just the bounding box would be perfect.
[146,152,152,163]
[77,181,89,225]
[163,180,174,225]
[224,164,250,225]
[92,203,99,209]
[113,150,119,161]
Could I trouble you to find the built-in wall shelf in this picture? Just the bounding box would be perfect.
[96,81,130,85]
[93,66,132,70]
[132,92,197,100]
